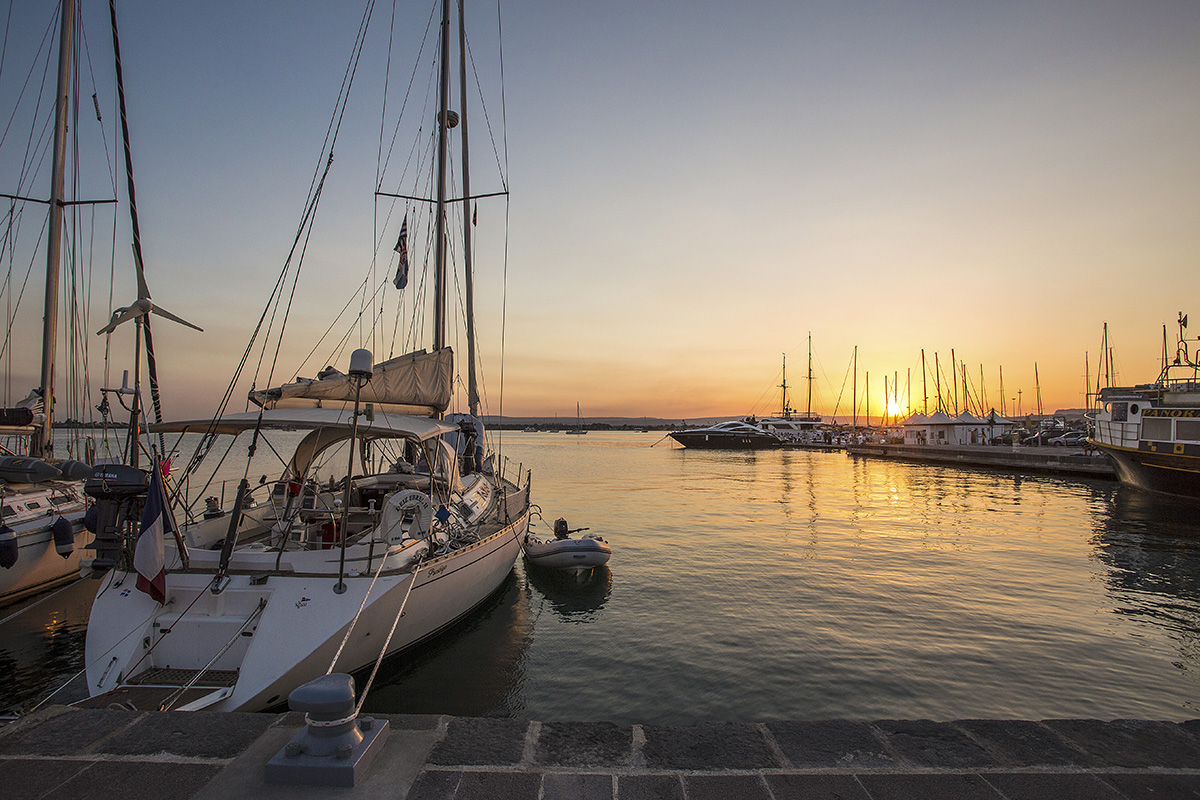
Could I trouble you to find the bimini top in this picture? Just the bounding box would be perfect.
[149,408,457,442]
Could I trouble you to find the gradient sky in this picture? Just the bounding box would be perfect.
[3,0,1198,424]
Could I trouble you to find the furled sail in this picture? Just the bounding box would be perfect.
[248,348,453,415]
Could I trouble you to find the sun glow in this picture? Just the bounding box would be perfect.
[885,398,908,420]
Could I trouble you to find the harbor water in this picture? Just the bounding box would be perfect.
[3,431,1199,724]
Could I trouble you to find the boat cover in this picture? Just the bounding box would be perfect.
[148,408,457,441]
[247,348,452,414]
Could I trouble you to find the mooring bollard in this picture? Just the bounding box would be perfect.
[264,673,390,787]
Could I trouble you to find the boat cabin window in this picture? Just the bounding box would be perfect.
[2,504,14,516]
[1177,420,1200,442]
[25,501,40,510]
[1140,417,1171,442]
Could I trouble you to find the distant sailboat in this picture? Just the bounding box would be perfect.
[565,402,588,435]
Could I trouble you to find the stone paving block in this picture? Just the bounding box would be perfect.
[951,719,1099,767]
[535,721,634,767]
[1042,719,1200,769]
[542,772,614,800]
[453,770,541,800]
[983,772,1125,800]
[856,773,1004,800]
[1099,772,1200,799]
[616,773,684,800]
[767,720,894,768]
[765,773,872,800]
[641,722,777,770]
[0,758,93,800]
[0,708,141,757]
[45,761,222,800]
[99,711,275,758]
[426,717,529,765]
[406,770,462,800]
[683,774,772,800]
[872,719,995,768]
[381,713,443,731]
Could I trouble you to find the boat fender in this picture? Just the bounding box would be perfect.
[0,456,62,484]
[56,460,94,481]
[84,505,98,533]
[0,525,16,569]
[52,516,75,557]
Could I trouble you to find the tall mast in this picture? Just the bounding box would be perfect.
[934,353,941,414]
[779,353,789,418]
[852,346,858,428]
[34,0,75,458]
[921,349,927,415]
[457,0,479,416]
[999,366,1005,417]
[806,332,813,418]
[1035,362,1043,416]
[432,0,451,353]
[951,348,958,414]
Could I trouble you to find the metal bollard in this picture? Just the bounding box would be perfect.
[264,673,390,787]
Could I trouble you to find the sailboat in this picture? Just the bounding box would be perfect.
[565,402,588,434]
[81,0,532,712]
[0,0,95,605]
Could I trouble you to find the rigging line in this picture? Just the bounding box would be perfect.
[378,1,439,190]
[495,0,509,459]
[463,24,507,191]
[349,563,422,715]
[326,548,402,675]
[0,6,56,156]
[259,1,377,391]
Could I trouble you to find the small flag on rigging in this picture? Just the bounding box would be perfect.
[472,204,477,227]
[393,214,409,290]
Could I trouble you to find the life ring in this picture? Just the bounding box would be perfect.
[380,489,433,543]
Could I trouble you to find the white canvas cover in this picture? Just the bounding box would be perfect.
[248,348,453,415]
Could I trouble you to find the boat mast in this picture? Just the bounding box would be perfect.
[457,0,479,417]
[852,346,858,429]
[806,332,813,418]
[779,354,790,418]
[33,0,75,458]
[432,0,451,354]
[921,349,927,415]
[951,348,958,415]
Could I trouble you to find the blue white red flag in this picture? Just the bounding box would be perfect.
[134,464,174,604]
[393,215,409,290]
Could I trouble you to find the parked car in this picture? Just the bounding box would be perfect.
[1022,430,1064,446]
[1049,431,1088,447]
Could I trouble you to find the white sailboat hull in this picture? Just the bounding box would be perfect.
[84,503,528,712]
[0,483,88,606]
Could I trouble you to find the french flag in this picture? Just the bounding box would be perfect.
[134,464,174,604]
[393,214,409,290]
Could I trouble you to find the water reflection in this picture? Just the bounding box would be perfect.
[360,571,533,717]
[0,579,94,715]
[524,563,612,621]
[1091,487,1200,635]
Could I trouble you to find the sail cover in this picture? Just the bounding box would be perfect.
[248,348,453,415]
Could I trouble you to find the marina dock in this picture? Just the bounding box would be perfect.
[2,706,1198,799]
[847,443,1117,480]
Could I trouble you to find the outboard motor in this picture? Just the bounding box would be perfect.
[84,465,149,574]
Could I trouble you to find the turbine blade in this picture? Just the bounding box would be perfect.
[133,246,152,300]
[97,306,142,335]
[150,305,203,332]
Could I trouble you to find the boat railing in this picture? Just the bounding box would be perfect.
[1093,418,1139,448]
